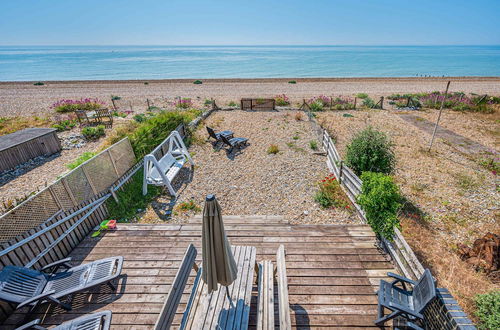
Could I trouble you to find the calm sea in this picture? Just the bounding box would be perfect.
[0,45,499,81]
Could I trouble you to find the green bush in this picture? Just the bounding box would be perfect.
[106,169,161,222]
[133,114,147,123]
[130,110,200,158]
[288,80,297,84]
[309,101,324,112]
[52,119,76,131]
[475,292,500,330]
[362,97,375,108]
[309,140,318,150]
[66,152,97,169]
[193,80,203,84]
[345,126,395,175]
[357,172,401,239]
[33,81,44,86]
[82,125,105,140]
[356,93,368,99]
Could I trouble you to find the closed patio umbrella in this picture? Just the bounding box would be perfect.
[202,194,238,301]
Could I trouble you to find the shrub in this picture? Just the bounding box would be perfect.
[82,125,105,140]
[356,93,368,99]
[309,140,318,150]
[309,101,324,112]
[175,98,192,109]
[267,145,279,154]
[106,169,161,222]
[52,98,106,113]
[228,101,237,107]
[275,94,290,106]
[362,97,375,108]
[113,111,127,118]
[204,99,213,106]
[130,110,200,158]
[33,82,44,86]
[345,126,395,175]
[288,80,297,84]
[111,95,121,101]
[314,174,351,210]
[66,152,97,169]
[357,172,401,239]
[331,96,355,110]
[177,200,201,213]
[52,119,76,131]
[475,291,500,330]
[193,80,203,84]
[144,82,149,85]
[133,114,147,123]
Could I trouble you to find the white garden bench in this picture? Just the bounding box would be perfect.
[142,130,193,197]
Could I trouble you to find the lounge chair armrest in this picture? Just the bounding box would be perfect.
[40,257,72,273]
[14,319,46,330]
[388,301,424,320]
[17,290,56,309]
[388,272,416,285]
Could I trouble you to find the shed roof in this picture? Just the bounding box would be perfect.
[0,128,57,152]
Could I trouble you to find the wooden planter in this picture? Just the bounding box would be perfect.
[0,128,61,173]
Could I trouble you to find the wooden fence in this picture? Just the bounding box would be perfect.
[240,98,276,111]
[320,128,425,281]
[0,138,136,242]
[0,160,143,322]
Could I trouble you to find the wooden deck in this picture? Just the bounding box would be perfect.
[4,215,394,329]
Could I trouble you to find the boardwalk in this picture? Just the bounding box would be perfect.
[5,215,394,329]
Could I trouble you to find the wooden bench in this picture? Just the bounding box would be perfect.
[143,130,193,197]
[276,245,291,329]
[256,260,274,330]
[75,108,113,128]
[155,245,256,330]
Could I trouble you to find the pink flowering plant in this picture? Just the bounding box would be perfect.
[175,98,192,109]
[331,95,356,110]
[274,94,290,106]
[51,98,106,113]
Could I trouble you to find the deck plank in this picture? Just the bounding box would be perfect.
[4,217,395,329]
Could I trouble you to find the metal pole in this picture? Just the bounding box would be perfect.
[428,81,451,152]
[226,286,234,308]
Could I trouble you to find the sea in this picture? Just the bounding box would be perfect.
[0,45,499,81]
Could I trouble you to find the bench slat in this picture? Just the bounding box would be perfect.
[276,244,291,330]
[155,244,197,330]
[257,260,275,330]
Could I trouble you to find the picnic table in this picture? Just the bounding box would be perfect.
[180,246,257,330]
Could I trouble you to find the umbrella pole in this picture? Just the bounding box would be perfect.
[226,286,234,308]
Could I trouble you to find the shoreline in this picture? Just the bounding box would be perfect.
[1,77,499,117]
[1,76,500,85]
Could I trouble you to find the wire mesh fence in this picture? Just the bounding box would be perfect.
[0,138,136,243]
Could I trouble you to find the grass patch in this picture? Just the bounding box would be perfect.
[453,172,479,191]
[356,93,368,99]
[267,144,279,154]
[66,152,97,170]
[0,116,54,135]
[82,125,105,140]
[228,101,237,107]
[475,291,500,329]
[286,142,305,153]
[106,169,162,222]
[309,140,318,150]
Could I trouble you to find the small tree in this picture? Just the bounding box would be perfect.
[357,172,401,239]
[345,126,395,175]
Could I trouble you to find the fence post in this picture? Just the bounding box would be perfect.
[354,97,357,109]
[339,161,343,184]
[147,98,150,109]
[380,96,384,109]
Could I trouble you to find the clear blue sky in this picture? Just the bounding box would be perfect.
[1,0,499,45]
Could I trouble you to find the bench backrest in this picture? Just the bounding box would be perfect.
[206,126,218,140]
[158,154,177,170]
[276,245,291,330]
[413,269,437,312]
[155,244,197,330]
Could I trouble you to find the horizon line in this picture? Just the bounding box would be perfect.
[1,44,500,47]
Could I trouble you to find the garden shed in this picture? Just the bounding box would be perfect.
[0,128,61,173]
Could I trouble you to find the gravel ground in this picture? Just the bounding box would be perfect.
[1,77,500,117]
[0,130,103,213]
[140,110,359,224]
[317,109,499,242]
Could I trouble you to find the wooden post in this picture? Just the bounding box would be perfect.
[111,98,117,111]
[330,96,333,110]
[380,96,384,109]
[129,101,133,112]
[354,97,357,109]
[428,81,451,152]
[147,98,150,109]
[339,161,343,184]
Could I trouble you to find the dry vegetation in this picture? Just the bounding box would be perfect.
[317,108,499,316]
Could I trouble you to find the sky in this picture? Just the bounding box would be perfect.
[0,0,499,46]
